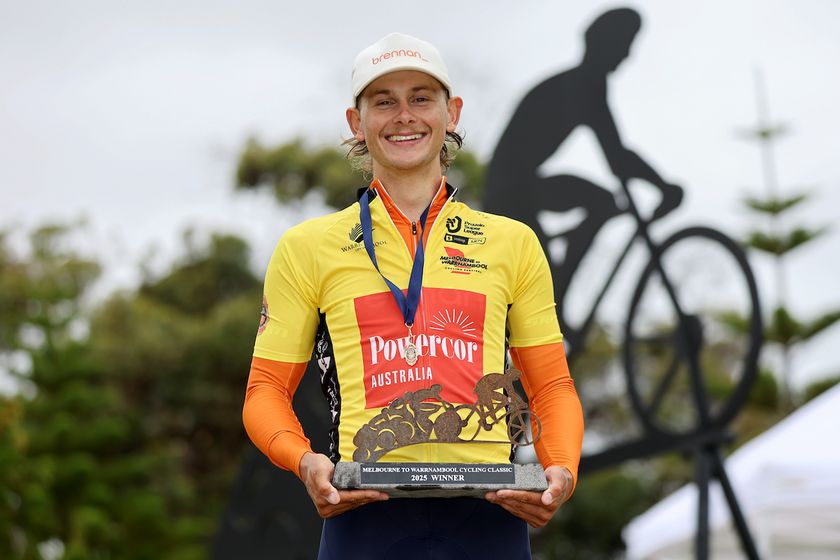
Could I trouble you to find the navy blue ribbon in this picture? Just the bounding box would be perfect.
[359,189,430,327]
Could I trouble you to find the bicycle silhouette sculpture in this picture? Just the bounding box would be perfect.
[353,369,540,462]
[485,8,763,560]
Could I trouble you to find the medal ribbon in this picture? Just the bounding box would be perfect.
[359,188,431,328]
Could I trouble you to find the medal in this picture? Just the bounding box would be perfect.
[404,342,419,365]
[360,187,430,366]
[404,324,419,366]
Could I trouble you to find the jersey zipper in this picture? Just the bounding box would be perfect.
[370,182,456,464]
[415,191,455,465]
[412,218,433,463]
[415,190,455,381]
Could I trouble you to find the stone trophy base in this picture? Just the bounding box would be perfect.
[332,462,547,499]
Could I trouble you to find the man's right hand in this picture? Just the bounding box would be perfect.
[298,452,389,518]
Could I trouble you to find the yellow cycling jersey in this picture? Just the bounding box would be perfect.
[254,182,563,464]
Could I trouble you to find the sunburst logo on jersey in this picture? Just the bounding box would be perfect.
[428,308,478,338]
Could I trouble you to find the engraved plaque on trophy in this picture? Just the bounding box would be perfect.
[332,369,548,498]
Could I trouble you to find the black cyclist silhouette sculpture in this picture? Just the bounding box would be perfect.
[485,8,763,559]
[486,7,683,346]
[216,8,764,560]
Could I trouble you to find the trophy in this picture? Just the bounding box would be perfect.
[332,368,548,498]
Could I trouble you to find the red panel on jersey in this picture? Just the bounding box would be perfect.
[354,287,486,408]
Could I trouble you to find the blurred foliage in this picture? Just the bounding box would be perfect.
[139,232,259,315]
[725,368,784,446]
[236,137,367,208]
[742,194,825,256]
[762,306,840,346]
[441,148,485,205]
[571,324,639,445]
[802,375,840,403]
[0,227,261,558]
[0,227,99,353]
[554,326,651,558]
[745,227,826,256]
[734,120,839,409]
[533,468,654,560]
[745,368,779,410]
[727,188,840,409]
[743,193,807,215]
[235,136,486,209]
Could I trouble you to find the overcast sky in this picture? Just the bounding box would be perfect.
[2,0,839,389]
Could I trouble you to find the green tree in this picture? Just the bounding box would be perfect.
[0,226,262,559]
[0,225,174,560]
[728,72,840,409]
[0,395,26,559]
[88,232,262,557]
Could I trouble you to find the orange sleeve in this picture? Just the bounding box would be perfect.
[510,342,584,489]
[242,356,313,479]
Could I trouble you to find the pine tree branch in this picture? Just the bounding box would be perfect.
[802,310,840,340]
[745,227,828,256]
[743,193,809,215]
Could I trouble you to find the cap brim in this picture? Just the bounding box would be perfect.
[353,63,452,102]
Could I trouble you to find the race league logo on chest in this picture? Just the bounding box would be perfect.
[354,287,486,409]
[443,215,487,245]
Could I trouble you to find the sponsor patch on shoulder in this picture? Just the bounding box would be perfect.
[257,295,269,335]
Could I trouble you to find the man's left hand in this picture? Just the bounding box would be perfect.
[485,466,574,528]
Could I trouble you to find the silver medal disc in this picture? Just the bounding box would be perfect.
[405,342,419,366]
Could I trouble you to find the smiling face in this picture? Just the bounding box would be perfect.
[346,70,462,179]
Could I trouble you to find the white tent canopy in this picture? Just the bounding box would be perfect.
[624,383,840,559]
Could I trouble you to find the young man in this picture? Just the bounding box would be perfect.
[243,33,584,558]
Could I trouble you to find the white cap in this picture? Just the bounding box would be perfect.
[351,32,453,103]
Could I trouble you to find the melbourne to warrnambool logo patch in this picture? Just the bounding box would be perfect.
[439,247,488,275]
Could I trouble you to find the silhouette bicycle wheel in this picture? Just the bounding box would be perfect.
[623,227,762,435]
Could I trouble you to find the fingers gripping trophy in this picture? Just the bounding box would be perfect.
[242,32,584,557]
